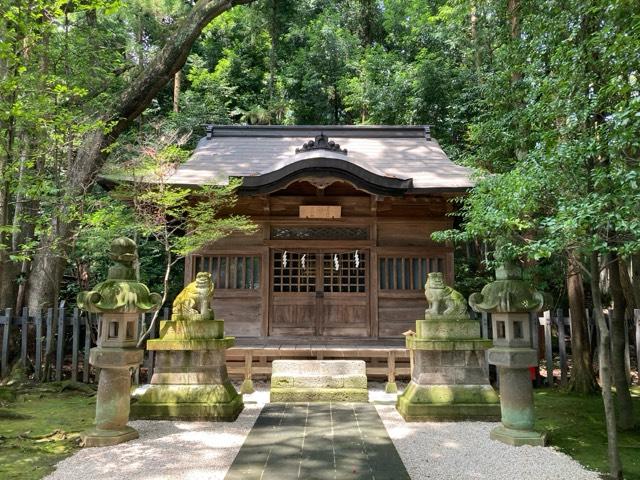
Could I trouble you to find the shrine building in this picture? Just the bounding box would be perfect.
[166,125,472,347]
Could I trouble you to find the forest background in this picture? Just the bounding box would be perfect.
[1,0,639,358]
[1,1,639,477]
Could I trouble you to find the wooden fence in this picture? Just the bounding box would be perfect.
[1,304,639,387]
[537,308,639,387]
[0,302,168,384]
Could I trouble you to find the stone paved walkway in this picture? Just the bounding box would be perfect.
[225,402,409,480]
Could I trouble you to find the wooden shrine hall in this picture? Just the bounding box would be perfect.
[166,125,473,380]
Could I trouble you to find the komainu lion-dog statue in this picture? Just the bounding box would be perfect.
[172,272,215,320]
[424,272,467,318]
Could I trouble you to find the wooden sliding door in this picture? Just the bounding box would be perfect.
[269,250,369,337]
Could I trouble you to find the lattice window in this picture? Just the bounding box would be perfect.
[273,252,316,293]
[271,226,369,241]
[323,252,366,293]
[192,255,260,289]
[379,256,444,290]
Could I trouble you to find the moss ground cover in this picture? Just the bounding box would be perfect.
[535,387,640,478]
[0,383,95,480]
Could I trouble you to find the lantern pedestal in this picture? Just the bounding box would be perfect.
[397,317,500,421]
[81,426,139,447]
[487,313,546,446]
[131,319,243,421]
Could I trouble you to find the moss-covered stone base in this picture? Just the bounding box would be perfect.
[270,388,369,403]
[490,425,546,446]
[396,382,500,421]
[406,337,493,351]
[146,336,235,351]
[80,425,139,448]
[130,382,243,421]
[159,319,225,340]
[415,318,481,340]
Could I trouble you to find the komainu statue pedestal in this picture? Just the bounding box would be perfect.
[396,273,500,421]
[131,273,243,421]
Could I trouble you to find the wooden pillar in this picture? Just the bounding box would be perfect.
[34,311,43,381]
[20,307,28,368]
[385,350,397,393]
[71,308,80,382]
[1,308,11,379]
[55,303,65,382]
[635,309,640,385]
[557,308,567,387]
[240,351,255,394]
[83,313,92,383]
[543,310,553,387]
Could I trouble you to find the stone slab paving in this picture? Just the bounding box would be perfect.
[225,402,409,480]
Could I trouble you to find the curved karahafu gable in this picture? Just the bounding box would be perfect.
[165,125,473,194]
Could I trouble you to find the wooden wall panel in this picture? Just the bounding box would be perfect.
[378,295,426,338]
[214,293,262,337]
[202,225,265,248]
[376,196,453,217]
[377,219,452,247]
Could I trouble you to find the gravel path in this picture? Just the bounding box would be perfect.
[375,404,601,480]
[46,401,265,480]
[48,384,600,480]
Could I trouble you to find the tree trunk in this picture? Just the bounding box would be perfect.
[507,0,522,82]
[591,252,623,479]
[470,3,481,78]
[25,0,255,310]
[267,0,277,114]
[567,252,598,393]
[25,218,63,312]
[630,253,640,306]
[173,70,181,113]
[609,252,635,430]
[619,257,636,319]
[12,133,37,312]
[0,112,17,309]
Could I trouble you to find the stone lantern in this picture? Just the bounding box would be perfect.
[469,261,546,446]
[77,237,161,447]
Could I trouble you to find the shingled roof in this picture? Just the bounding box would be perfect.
[166,125,473,195]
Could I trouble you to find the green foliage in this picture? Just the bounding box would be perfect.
[3,0,638,312]
[436,0,640,270]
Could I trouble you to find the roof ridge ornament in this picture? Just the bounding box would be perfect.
[295,133,348,155]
